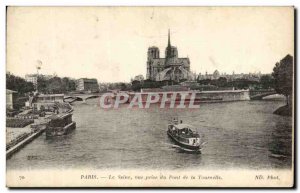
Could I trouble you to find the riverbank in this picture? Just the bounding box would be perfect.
[273,105,292,116]
[6,125,46,159]
[6,101,74,159]
[6,116,50,159]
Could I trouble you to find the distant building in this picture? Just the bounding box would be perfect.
[141,85,190,93]
[76,78,99,92]
[25,74,38,86]
[25,74,54,86]
[6,89,17,109]
[198,70,264,82]
[146,30,194,82]
[212,70,220,79]
[34,94,64,103]
[133,75,144,82]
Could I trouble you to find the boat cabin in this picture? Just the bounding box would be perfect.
[169,124,199,137]
[168,123,200,145]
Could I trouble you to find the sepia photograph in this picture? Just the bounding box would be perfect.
[5,6,294,187]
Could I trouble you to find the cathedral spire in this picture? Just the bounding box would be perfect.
[168,29,171,47]
[166,29,172,59]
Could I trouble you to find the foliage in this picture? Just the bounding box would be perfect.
[131,80,142,92]
[227,79,259,90]
[198,77,253,89]
[260,75,275,89]
[197,76,274,90]
[130,79,177,91]
[215,77,228,87]
[37,76,76,94]
[6,72,35,95]
[197,79,212,85]
[99,82,131,92]
[272,54,293,97]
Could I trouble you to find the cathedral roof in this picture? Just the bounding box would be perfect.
[151,58,190,67]
[149,46,159,49]
[154,66,194,81]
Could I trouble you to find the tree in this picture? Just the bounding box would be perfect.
[228,79,259,90]
[6,73,35,95]
[120,83,128,91]
[198,79,212,85]
[131,80,141,92]
[61,77,76,92]
[216,77,227,87]
[37,76,76,94]
[37,76,47,93]
[272,54,293,106]
[61,77,70,93]
[260,75,274,89]
[47,77,62,93]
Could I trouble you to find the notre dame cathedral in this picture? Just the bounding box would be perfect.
[146,30,194,82]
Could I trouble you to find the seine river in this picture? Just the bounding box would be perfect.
[7,98,292,170]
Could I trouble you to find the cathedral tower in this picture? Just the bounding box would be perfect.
[147,46,160,80]
[148,46,160,60]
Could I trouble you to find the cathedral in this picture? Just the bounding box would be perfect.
[146,30,194,82]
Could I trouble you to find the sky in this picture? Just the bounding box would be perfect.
[6,7,294,82]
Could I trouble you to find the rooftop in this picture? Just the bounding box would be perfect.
[46,113,72,120]
[38,94,64,97]
[173,123,195,130]
[6,89,17,94]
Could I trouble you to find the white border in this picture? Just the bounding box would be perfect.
[0,0,297,6]
[0,1,298,192]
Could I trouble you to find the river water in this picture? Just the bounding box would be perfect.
[7,99,292,170]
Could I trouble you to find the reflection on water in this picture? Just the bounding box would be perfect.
[7,99,292,170]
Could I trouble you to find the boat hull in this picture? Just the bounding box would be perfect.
[167,130,200,151]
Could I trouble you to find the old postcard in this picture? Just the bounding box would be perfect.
[6,6,294,187]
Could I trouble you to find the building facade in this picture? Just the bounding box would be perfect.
[133,74,145,82]
[25,74,54,87]
[146,30,194,82]
[75,78,99,92]
[25,74,38,86]
[6,89,17,109]
[198,70,264,82]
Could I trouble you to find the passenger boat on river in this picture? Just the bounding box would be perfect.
[167,119,202,151]
[46,113,76,137]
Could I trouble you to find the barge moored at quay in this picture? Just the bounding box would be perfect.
[45,113,76,137]
[6,93,75,158]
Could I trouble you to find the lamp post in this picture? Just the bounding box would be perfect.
[36,60,42,92]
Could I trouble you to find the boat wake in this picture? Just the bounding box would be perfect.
[172,145,201,154]
[167,141,208,154]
